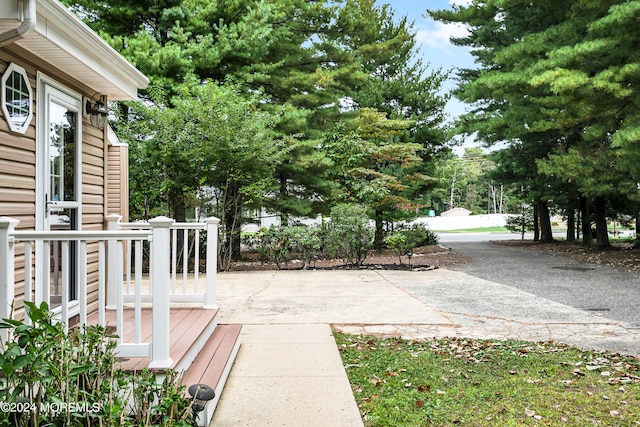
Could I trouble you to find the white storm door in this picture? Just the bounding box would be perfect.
[36,80,83,310]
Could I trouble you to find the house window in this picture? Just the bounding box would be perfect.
[2,63,33,134]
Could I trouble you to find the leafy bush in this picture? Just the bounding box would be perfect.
[384,223,438,268]
[251,225,323,269]
[288,225,322,269]
[255,225,291,269]
[245,204,375,268]
[324,204,374,266]
[383,232,410,264]
[0,301,195,426]
[403,223,438,247]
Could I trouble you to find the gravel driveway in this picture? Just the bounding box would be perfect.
[445,241,640,328]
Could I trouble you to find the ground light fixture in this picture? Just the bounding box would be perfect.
[188,383,215,413]
[85,94,108,129]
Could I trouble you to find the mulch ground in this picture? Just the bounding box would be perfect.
[227,239,640,273]
[228,244,474,271]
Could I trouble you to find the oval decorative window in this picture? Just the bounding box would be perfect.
[2,63,33,134]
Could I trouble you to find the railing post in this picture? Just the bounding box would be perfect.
[148,216,174,369]
[0,217,19,342]
[105,214,122,309]
[204,217,220,309]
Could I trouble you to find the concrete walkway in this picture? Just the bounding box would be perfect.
[209,269,640,426]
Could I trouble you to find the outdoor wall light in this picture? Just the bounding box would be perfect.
[188,383,215,413]
[85,94,108,129]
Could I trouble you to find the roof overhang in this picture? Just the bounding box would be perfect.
[0,0,149,101]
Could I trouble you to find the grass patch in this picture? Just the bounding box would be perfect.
[335,333,640,426]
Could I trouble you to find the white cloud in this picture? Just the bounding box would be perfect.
[416,21,468,51]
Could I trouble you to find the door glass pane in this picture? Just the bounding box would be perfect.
[49,104,76,203]
[50,207,78,306]
[48,101,79,309]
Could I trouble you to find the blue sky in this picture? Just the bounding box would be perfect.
[375,0,475,148]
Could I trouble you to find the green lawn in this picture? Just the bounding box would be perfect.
[335,333,640,426]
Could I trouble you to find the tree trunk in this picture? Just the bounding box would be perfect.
[171,198,186,222]
[533,202,540,241]
[449,170,457,210]
[171,193,187,268]
[566,208,576,243]
[594,196,610,248]
[537,200,554,242]
[374,211,384,249]
[576,205,581,240]
[279,174,289,226]
[221,184,243,269]
[225,207,242,261]
[580,196,592,247]
[635,211,640,249]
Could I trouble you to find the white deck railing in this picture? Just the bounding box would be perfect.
[107,216,219,308]
[0,215,220,370]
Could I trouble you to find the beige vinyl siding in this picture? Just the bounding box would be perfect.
[0,48,112,320]
[0,55,37,232]
[0,55,37,318]
[82,122,106,232]
[107,143,128,222]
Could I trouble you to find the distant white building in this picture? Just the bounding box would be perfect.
[440,207,472,217]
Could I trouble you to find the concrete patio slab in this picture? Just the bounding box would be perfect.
[216,270,452,325]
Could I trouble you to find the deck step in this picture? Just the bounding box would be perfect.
[88,307,219,372]
[181,324,242,426]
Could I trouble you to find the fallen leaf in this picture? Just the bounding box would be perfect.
[369,375,385,386]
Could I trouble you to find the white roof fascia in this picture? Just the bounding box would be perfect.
[17,0,149,100]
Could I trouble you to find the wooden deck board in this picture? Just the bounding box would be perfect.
[86,307,219,372]
[181,324,242,391]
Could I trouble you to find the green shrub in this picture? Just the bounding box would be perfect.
[255,225,291,269]
[325,204,374,266]
[383,232,410,264]
[403,223,438,247]
[288,225,322,269]
[251,225,323,269]
[0,301,195,426]
[384,223,438,268]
